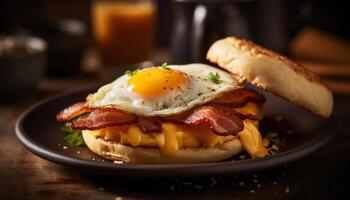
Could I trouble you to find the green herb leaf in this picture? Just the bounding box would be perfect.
[208,72,221,84]
[161,62,170,70]
[124,69,135,77]
[61,126,86,146]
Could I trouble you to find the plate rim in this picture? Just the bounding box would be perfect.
[15,87,337,177]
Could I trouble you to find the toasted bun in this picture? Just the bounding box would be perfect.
[207,37,333,118]
[82,131,242,164]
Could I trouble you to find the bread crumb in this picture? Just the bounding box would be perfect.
[285,186,290,194]
[239,182,245,186]
[182,181,192,185]
[271,144,279,151]
[210,178,217,187]
[194,185,203,189]
[275,116,283,122]
[250,189,256,194]
[115,197,123,200]
[62,146,68,149]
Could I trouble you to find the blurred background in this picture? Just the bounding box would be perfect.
[0,0,349,101]
[1,1,350,199]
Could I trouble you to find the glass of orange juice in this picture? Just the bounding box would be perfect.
[92,0,156,69]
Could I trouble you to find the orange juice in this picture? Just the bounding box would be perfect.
[92,0,156,66]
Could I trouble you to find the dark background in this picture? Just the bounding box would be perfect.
[0,0,349,49]
[0,1,349,200]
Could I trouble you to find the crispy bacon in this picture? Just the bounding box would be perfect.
[56,102,93,121]
[213,88,265,106]
[71,108,136,130]
[137,117,162,133]
[182,105,244,135]
[58,88,264,135]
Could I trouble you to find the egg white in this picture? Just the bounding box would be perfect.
[87,63,242,116]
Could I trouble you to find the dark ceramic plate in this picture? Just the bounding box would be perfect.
[16,87,336,177]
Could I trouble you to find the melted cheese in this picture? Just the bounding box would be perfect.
[239,120,268,158]
[234,101,263,119]
[91,123,235,156]
[89,102,268,157]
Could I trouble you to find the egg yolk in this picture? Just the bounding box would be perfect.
[128,67,188,97]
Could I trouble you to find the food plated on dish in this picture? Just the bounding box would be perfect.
[56,36,333,164]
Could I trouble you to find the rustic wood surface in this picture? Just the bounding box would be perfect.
[1,32,350,199]
[0,76,349,200]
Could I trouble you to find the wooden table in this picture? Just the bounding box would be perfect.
[0,75,349,200]
[1,30,350,199]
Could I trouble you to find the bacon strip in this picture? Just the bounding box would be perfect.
[213,88,265,106]
[58,88,263,134]
[56,102,93,121]
[137,117,162,133]
[182,105,244,135]
[71,108,136,130]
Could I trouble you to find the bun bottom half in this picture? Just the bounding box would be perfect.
[82,131,242,164]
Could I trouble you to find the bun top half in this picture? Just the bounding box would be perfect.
[207,36,333,118]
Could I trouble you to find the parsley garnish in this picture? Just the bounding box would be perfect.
[61,126,86,146]
[161,62,170,70]
[124,69,135,77]
[208,72,221,84]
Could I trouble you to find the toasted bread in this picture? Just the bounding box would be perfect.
[207,37,333,117]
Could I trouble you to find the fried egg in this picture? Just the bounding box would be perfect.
[87,63,241,116]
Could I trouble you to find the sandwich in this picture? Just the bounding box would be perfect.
[56,36,333,164]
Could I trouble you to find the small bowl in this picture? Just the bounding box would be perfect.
[0,35,47,102]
